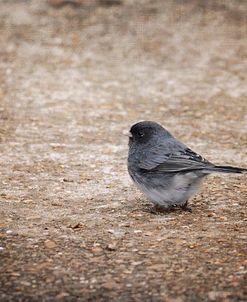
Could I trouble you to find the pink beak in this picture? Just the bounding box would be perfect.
[123,129,133,138]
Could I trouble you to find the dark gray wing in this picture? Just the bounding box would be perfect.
[139,140,214,173]
[150,149,214,173]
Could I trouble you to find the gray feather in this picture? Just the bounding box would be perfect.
[127,121,246,209]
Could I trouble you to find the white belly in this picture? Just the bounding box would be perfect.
[134,172,204,208]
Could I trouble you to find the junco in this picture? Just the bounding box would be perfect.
[125,121,246,212]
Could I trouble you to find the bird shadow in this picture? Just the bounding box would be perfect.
[141,204,193,215]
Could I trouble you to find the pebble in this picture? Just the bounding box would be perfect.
[44,240,57,249]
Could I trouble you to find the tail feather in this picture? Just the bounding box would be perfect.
[210,165,247,174]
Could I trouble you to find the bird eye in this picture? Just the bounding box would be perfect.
[138,131,144,137]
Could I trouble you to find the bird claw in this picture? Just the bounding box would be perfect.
[181,206,192,213]
[179,201,192,213]
[144,202,192,215]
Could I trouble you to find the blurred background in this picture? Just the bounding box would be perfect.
[0,0,246,301]
[1,0,246,141]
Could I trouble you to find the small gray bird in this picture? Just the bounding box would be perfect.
[125,121,246,212]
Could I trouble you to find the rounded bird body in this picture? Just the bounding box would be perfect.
[126,121,246,211]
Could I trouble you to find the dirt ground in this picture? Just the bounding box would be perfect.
[0,0,246,301]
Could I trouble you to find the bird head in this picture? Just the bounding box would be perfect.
[124,121,172,147]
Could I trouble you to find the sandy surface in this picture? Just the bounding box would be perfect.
[0,0,246,301]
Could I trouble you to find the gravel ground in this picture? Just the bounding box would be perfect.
[0,0,246,301]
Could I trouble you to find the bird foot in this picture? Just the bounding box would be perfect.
[179,201,192,213]
[147,205,172,215]
[181,206,192,213]
[145,202,192,215]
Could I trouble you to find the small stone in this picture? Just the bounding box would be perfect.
[144,231,153,236]
[69,222,85,229]
[133,230,142,234]
[44,240,56,249]
[106,241,118,251]
[208,291,218,300]
[20,281,31,286]
[102,280,117,290]
[51,201,62,206]
[22,199,33,204]
[11,272,21,277]
[91,246,103,254]
[55,292,70,299]
[62,178,73,182]
[207,212,216,217]
[189,244,197,249]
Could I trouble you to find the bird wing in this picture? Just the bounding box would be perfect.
[139,144,214,173]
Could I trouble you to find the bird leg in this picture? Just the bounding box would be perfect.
[146,204,171,214]
[147,203,192,214]
[180,201,192,213]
